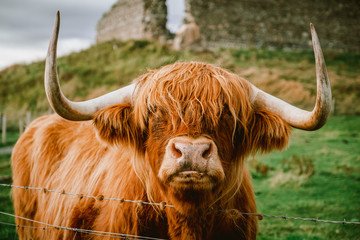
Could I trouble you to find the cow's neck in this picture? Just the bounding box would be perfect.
[166,207,214,240]
[150,186,220,239]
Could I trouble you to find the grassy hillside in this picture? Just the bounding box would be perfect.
[0,40,359,128]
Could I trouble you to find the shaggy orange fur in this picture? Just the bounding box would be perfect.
[12,62,291,239]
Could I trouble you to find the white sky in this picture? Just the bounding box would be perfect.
[0,0,185,70]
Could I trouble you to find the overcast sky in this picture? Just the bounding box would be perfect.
[0,0,185,70]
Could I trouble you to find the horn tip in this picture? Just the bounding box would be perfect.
[310,23,316,34]
[56,11,60,23]
[310,23,317,35]
[309,23,320,44]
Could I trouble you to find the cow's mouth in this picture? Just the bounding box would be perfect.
[176,170,204,178]
[168,170,216,190]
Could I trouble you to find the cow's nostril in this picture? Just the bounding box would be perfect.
[201,144,211,159]
[172,143,183,158]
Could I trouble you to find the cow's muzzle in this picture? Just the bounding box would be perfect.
[170,138,213,171]
[158,137,225,189]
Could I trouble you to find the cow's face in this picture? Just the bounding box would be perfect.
[94,62,291,203]
[146,107,233,192]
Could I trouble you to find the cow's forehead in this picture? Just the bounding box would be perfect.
[133,62,253,129]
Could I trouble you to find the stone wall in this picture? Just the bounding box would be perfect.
[96,0,168,43]
[96,0,359,52]
[185,0,360,52]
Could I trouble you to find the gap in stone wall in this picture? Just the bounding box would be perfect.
[166,0,186,33]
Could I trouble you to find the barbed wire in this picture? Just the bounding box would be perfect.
[0,183,173,209]
[0,221,50,230]
[0,211,166,240]
[1,183,359,225]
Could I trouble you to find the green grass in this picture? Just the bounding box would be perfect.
[0,116,359,239]
[0,153,14,240]
[253,116,360,239]
[0,132,19,148]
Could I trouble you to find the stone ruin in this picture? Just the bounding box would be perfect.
[96,0,360,52]
[96,0,168,43]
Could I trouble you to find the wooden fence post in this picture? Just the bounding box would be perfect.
[19,119,24,135]
[26,111,31,127]
[1,114,6,144]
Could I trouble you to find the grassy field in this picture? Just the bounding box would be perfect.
[253,116,360,239]
[0,116,359,239]
[0,153,14,239]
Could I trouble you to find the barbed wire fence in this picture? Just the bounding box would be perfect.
[0,211,166,240]
[0,183,359,239]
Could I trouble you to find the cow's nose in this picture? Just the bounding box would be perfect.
[169,138,214,168]
[172,142,211,160]
[159,136,224,182]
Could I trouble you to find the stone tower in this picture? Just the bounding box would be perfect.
[96,0,168,43]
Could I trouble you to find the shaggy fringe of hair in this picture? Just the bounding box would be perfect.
[134,62,252,134]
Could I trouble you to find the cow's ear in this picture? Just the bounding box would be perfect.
[248,109,291,153]
[93,103,143,148]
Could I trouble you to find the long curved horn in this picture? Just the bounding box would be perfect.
[45,11,135,121]
[251,24,332,130]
